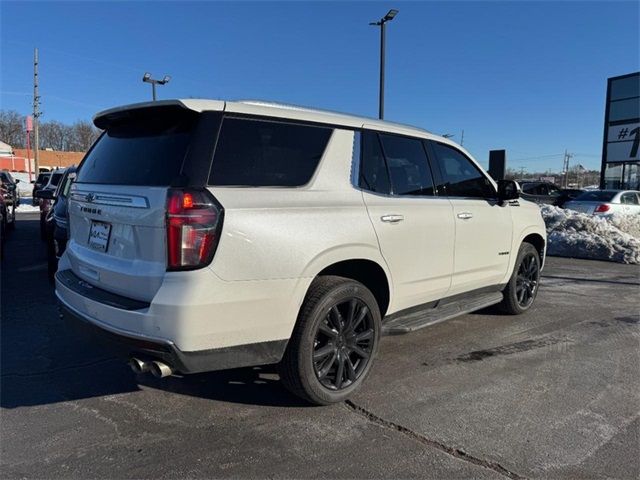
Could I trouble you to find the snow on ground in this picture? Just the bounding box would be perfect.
[541,205,640,264]
[11,172,35,196]
[6,172,41,212]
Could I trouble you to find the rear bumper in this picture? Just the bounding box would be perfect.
[57,296,287,374]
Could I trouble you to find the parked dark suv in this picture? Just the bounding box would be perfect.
[519,181,582,207]
[40,166,77,278]
[32,172,51,202]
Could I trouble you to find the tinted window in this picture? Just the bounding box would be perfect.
[359,131,390,194]
[76,113,195,186]
[209,118,331,187]
[37,173,50,184]
[432,143,495,198]
[59,170,76,197]
[380,134,434,196]
[573,191,617,202]
[620,192,639,205]
[49,172,64,187]
[521,183,543,194]
[547,184,561,195]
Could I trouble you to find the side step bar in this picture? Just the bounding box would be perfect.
[382,291,504,335]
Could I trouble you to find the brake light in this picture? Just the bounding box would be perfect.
[594,204,610,213]
[166,189,223,270]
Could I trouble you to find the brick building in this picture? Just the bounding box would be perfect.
[0,146,85,173]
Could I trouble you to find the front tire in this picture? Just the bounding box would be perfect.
[499,242,541,315]
[279,276,381,405]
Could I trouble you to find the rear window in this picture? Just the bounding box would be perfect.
[49,172,64,187]
[573,191,617,202]
[76,109,196,186]
[208,117,332,187]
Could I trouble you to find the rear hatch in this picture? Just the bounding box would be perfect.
[66,105,203,302]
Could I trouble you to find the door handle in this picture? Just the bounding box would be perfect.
[381,214,404,223]
[457,212,473,220]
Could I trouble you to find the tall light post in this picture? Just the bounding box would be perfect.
[370,9,398,120]
[142,72,171,101]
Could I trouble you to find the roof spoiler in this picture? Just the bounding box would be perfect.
[93,100,191,130]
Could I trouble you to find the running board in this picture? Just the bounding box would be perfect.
[382,291,504,335]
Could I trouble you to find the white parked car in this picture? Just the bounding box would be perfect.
[564,190,640,215]
[55,99,546,404]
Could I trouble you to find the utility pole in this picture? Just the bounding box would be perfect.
[562,150,573,188]
[33,48,41,176]
[518,166,527,180]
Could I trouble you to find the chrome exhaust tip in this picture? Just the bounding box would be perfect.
[149,361,173,378]
[129,358,150,374]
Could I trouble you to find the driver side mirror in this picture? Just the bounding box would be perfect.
[497,179,520,203]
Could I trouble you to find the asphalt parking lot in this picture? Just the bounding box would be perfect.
[2,213,639,479]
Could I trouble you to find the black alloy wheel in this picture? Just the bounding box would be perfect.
[312,298,375,391]
[279,276,381,405]
[516,253,539,308]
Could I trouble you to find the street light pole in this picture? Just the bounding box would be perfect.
[370,9,398,120]
[142,72,171,101]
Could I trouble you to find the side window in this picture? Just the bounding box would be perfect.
[379,134,434,196]
[359,131,391,194]
[546,184,561,196]
[431,142,495,198]
[208,117,332,187]
[621,192,639,205]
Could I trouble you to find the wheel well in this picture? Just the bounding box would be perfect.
[522,233,545,261]
[317,259,390,317]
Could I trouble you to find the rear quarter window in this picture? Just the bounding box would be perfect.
[208,117,332,187]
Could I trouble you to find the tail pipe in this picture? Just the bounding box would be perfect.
[129,358,173,378]
[150,361,173,378]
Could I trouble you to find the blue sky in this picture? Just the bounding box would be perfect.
[1,1,638,171]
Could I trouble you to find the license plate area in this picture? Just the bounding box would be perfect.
[88,220,112,253]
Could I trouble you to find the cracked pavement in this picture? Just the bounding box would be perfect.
[2,213,639,479]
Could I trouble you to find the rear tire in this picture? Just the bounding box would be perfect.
[279,276,381,405]
[499,242,541,315]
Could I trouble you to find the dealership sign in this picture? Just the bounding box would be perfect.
[607,122,639,161]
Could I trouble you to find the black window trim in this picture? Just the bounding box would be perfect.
[356,129,444,199]
[427,140,498,201]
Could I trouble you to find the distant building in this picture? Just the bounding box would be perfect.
[0,148,85,172]
[600,72,640,190]
[0,141,13,156]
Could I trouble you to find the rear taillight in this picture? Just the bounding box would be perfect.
[166,189,223,271]
[594,204,610,213]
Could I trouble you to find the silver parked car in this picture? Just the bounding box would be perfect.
[564,190,640,215]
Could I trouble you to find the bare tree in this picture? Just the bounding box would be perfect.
[39,120,71,150]
[0,110,26,148]
[69,120,101,151]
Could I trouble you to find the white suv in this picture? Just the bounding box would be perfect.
[56,99,546,405]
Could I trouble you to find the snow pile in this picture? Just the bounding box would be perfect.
[11,172,34,196]
[540,205,640,264]
[16,197,41,213]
